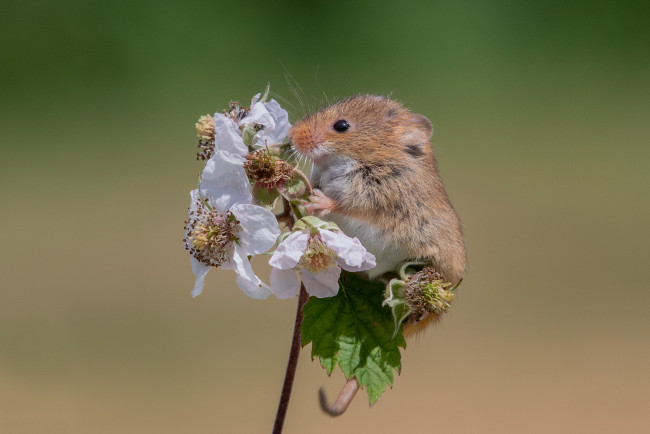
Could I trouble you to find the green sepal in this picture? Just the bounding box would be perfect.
[383,279,411,340]
[258,82,271,104]
[293,216,340,234]
[277,142,295,161]
[241,124,256,148]
[398,260,428,281]
[251,185,279,208]
[301,272,406,405]
[278,171,308,200]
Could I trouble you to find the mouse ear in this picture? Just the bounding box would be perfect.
[401,113,433,149]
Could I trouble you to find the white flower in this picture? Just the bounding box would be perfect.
[213,96,290,157]
[268,228,376,299]
[244,98,291,149]
[184,152,280,299]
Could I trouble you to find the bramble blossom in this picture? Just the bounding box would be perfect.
[184,153,280,299]
[269,223,376,299]
[207,93,291,159]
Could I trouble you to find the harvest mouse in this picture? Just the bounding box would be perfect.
[290,94,466,294]
[289,95,467,415]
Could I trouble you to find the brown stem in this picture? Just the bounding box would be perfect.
[272,285,309,434]
[275,198,294,229]
[318,377,360,417]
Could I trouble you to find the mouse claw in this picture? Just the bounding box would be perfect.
[303,189,336,217]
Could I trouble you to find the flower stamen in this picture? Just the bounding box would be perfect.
[224,101,249,124]
[196,115,216,160]
[296,235,338,273]
[184,199,240,267]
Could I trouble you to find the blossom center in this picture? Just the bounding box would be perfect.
[224,100,249,124]
[297,235,338,273]
[184,199,240,267]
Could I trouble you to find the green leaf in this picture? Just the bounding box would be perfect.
[301,272,406,405]
[251,185,279,208]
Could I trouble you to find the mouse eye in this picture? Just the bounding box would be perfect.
[332,119,350,133]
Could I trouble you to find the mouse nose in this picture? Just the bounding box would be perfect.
[288,124,315,153]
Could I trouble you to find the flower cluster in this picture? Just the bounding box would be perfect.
[184,86,377,300]
[185,87,288,298]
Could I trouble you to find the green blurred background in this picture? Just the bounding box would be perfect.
[1,1,649,433]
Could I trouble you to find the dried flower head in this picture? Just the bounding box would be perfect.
[244,149,294,189]
[405,267,455,320]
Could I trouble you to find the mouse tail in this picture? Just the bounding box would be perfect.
[318,377,359,416]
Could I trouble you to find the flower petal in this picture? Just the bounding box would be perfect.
[301,267,341,298]
[250,92,261,106]
[231,203,280,256]
[223,244,271,299]
[201,150,252,212]
[319,230,376,272]
[190,256,211,297]
[242,102,273,129]
[213,113,248,156]
[235,273,271,300]
[260,99,291,144]
[347,250,377,272]
[341,246,376,272]
[270,267,300,299]
[268,231,310,270]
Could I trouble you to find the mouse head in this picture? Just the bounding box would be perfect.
[289,95,433,164]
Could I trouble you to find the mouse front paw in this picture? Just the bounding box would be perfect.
[303,189,336,217]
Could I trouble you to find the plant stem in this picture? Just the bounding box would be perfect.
[272,285,309,434]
